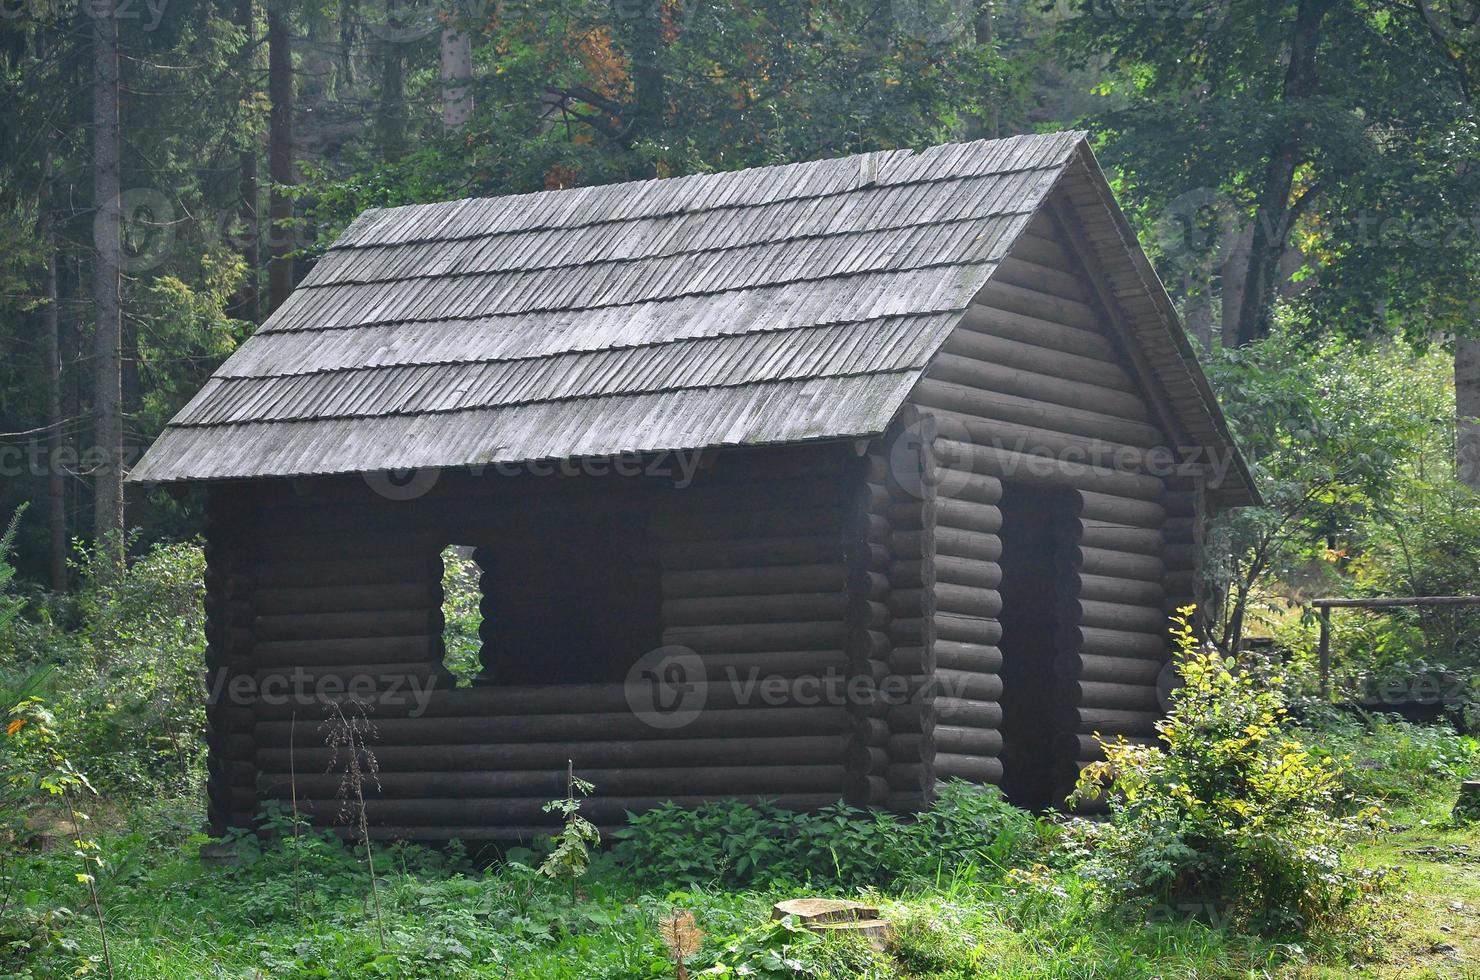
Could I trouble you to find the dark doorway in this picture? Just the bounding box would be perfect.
[475,507,664,686]
[996,482,1076,810]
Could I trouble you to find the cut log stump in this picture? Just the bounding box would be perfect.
[771,898,892,949]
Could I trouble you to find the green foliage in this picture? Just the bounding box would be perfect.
[1061,0,1480,341]
[1301,711,1480,809]
[1074,610,1382,936]
[439,547,484,686]
[2,540,207,797]
[1202,329,1480,672]
[539,764,602,901]
[615,782,1039,892]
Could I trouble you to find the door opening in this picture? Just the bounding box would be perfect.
[995,482,1076,810]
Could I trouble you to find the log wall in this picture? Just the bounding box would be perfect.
[205,447,884,841]
[909,203,1194,806]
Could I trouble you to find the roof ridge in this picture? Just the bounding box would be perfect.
[326,162,1066,256]
[337,131,1086,250]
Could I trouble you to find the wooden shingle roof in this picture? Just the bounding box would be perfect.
[129,131,1254,503]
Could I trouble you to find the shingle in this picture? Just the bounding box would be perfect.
[130,134,1102,484]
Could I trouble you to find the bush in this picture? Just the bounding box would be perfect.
[1073,611,1382,936]
[2,539,207,797]
[614,782,1039,892]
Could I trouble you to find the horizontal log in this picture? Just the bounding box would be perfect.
[885,702,936,734]
[887,763,933,793]
[887,734,933,763]
[251,583,437,617]
[1001,229,1074,274]
[844,774,892,805]
[249,555,440,589]
[928,354,1151,423]
[936,668,1003,702]
[1163,571,1197,601]
[976,279,1099,331]
[936,498,1003,534]
[1070,599,1169,635]
[1075,491,1166,529]
[259,734,853,772]
[247,531,437,563]
[1077,522,1164,555]
[665,621,850,653]
[1076,546,1165,583]
[1062,625,1168,659]
[1163,544,1195,570]
[661,564,852,599]
[929,469,1004,505]
[253,609,436,643]
[662,592,850,627]
[1074,572,1165,607]
[934,725,1003,757]
[1053,653,1163,686]
[259,765,848,799]
[934,640,1002,673]
[933,753,1003,785]
[934,697,1002,729]
[887,589,930,619]
[913,379,1164,451]
[990,253,1092,303]
[888,646,932,675]
[932,555,1001,590]
[1065,680,1161,711]
[932,528,1003,563]
[959,301,1109,360]
[1065,733,1160,762]
[934,613,1003,646]
[942,330,1133,393]
[847,739,890,771]
[651,506,843,541]
[1063,706,1160,736]
[937,441,1164,502]
[661,535,844,570]
[254,706,852,749]
[935,584,1001,618]
[927,410,1168,478]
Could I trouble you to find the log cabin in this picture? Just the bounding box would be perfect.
[129,131,1256,841]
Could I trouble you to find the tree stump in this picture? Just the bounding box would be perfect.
[771,898,891,949]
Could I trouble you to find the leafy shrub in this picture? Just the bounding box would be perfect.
[614,782,1038,891]
[2,539,206,797]
[1073,611,1382,936]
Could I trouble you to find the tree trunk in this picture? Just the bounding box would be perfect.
[1182,271,1213,353]
[267,1,294,314]
[38,40,67,591]
[1458,336,1480,490]
[620,0,665,150]
[1232,0,1332,346]
[233,0,261,323]
[378,1,407,162]
[439,8,473,132]
[92,0,124,559]
[964,0,998,140]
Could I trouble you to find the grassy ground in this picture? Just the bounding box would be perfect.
[3,727,1477,980]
